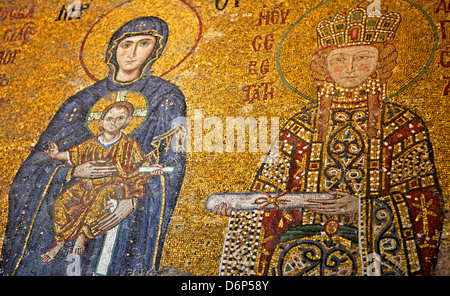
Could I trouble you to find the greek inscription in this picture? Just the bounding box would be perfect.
[251,34,274,51]
[242,82,274,102]
[436,0,450,13]
[437,1,450,94]
[441,46,450,67]
[0,50,21,65]
[3,22,37,45]
[215,0,239,11]
[256,3,290,26]
[444,76,450,96]
[242,3,289,102]
[0,74,9,87]
[248,59,270,78]
[0,5,35,21]
[56,0,91,21]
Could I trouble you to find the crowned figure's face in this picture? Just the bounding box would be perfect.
[326,45,379,88]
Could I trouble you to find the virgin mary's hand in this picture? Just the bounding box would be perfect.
[95,199,134,232]
[304,190,359,215]
[73,160,118,179]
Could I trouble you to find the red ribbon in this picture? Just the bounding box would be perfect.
[254,192,289,210]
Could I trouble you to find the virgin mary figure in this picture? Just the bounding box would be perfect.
[215,7,443,276]
[0,16,187,276]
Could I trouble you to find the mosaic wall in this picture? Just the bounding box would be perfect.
[1,0,450,276]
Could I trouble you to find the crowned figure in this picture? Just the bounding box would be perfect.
[212,6,443,276]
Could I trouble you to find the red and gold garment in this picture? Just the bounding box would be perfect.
[52,133,151,241]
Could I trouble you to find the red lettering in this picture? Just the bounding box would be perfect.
[0,49,21,65]
[26,5,35,18]
[248,60,270,76]
[444,76,450,96]
[271,9,279,25]
[260,59,270,76]
[3,22,37,44]
[252,34,274,51]
[257,3,290,26]
[242,82,275,102]
[257,8,271,26]
[2,29,12,42]
[251,88,260,101]
[252,35,262,51]
[248,61,258,75]
[0,8,7,21]
[0,74,9,87]
[441,20,450,39]
[280,4,290,24]
[441,47,450,67]
[436,0,450,13]
[242,85,257,102]
[11,6,25,19]
[260,82,274,100]
[264,33,274,50]
[0,5,35,21]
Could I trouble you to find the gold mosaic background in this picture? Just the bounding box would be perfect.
[1,0,450,275]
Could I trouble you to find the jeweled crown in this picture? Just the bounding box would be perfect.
[316,6,401,48]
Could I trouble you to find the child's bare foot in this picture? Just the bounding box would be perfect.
[72,233,86,255]
[41,241,65,264]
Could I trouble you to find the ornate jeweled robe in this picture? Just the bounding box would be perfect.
[251,101,443,276]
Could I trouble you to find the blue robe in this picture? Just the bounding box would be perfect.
[0,16,187,276]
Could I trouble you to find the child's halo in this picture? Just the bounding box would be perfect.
[85,90,149,136]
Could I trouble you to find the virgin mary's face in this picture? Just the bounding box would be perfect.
[115,35,157,82]
[326,45,379,88]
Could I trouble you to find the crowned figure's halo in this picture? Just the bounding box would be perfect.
[85,90,149,136]
[80,0,202,81]
[277,0,438,103]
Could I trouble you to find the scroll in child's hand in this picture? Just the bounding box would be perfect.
[138,166,174,173]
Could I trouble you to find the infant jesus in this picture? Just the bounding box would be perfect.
[41,101,164,264]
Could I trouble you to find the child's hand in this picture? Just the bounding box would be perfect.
[44,141,60,159]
